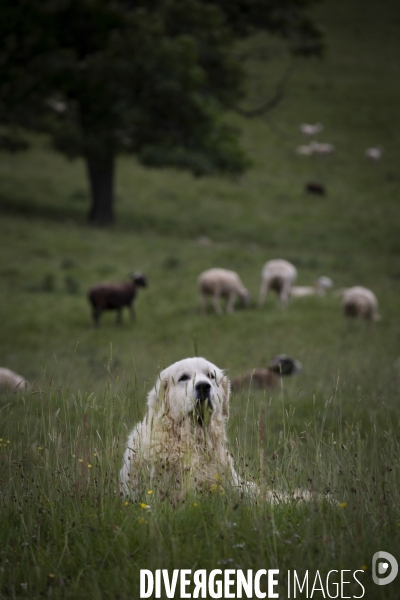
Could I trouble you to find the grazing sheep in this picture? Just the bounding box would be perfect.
[305,182,326,195]
[0,368,28,392]
[198,268,250,314]
[300,123,323,136]
[258,259,297,308]
[88,272,147,326]
[341,286,380,323]
[292,276,333,297]
[296,145,314,156]
[268,355,303,375]
[365,146,383,160]
[232,355,302,392]
[310,141,335,155]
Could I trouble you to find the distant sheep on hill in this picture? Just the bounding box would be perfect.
[258,259,297,309]
[305,182,326,195]
[341,286,380,323]
[232,355,302,392]
[88,272,147,326]
[296,145,314,156]
[365,146,383,160]
[0,368,28,392]
[292,276,333,298]
[310,141,335,155]
[300,123,323,136]
[198,268,250,314]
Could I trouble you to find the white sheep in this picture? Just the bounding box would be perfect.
[0,368,28,392]
[365,146,383,160]
[296,144,314,156]
[292,276,333,297]
[310,141,335,155]
[300,123,323,136]
[341,286,380,323]
[258,259,297,308]
[198,268,250,314]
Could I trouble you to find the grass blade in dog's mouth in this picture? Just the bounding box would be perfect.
[195,398,213,427]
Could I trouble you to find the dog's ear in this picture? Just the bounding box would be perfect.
[147,378,168,412]
[220,373,230,417]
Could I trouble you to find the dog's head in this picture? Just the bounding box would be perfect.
[147,357,230,425]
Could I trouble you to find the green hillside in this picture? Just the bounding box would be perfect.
[0,0,400,597]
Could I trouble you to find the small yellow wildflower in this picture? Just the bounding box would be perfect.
[94,453,97,457]
[210,483,225,494]
[140,503,150,509]
[78,458,83,463]
[6,440,10,444]
[38,447,44,450]
[339,502,347,508]
[193,503,198,507]
[87,464,92,468]
[0,439,2,442]
[124,501,129,506]
[147,490,153,495]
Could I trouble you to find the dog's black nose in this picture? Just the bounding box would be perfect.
[195,381,211,393]
[195,381,211,401]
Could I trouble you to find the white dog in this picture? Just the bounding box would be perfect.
[120,357,254,500]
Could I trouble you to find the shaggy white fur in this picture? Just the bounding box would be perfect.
[0,368,28,392]
[120,357,255,500]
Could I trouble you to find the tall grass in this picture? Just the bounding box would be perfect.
[1,0,400,596]
[1,372,399,599]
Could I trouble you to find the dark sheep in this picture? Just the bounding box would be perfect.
[231,355,302,392]
[88,272,147,326]
[305,182,326,195]
[268,354,302,376]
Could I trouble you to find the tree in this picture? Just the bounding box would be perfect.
[0,0,323,224]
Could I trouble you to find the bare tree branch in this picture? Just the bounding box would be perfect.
[234,61,297,117]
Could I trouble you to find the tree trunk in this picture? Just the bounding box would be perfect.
[86,154,115,225]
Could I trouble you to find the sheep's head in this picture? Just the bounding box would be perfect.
[132,272,147,287]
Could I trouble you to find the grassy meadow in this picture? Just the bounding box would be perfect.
[1,0,400,597]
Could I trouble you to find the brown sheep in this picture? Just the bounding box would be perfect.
[88,272,147,326]
[231,355,302,392]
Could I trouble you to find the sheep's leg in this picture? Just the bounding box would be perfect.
[258,280,269,308]
[226,293,237,313]
[129,303,136,322]
[280,285,290,309]
[92,308,101,327]
[212,294,223,315]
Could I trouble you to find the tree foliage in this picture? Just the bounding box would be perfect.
[0,0,323,223]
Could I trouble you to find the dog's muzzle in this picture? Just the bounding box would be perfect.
[193,382,214,428]
[195,381,213,408]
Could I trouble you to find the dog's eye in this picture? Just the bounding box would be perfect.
[178,374,190,382]
[207,372,216,380]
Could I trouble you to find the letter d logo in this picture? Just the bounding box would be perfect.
[372,551,398,585]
